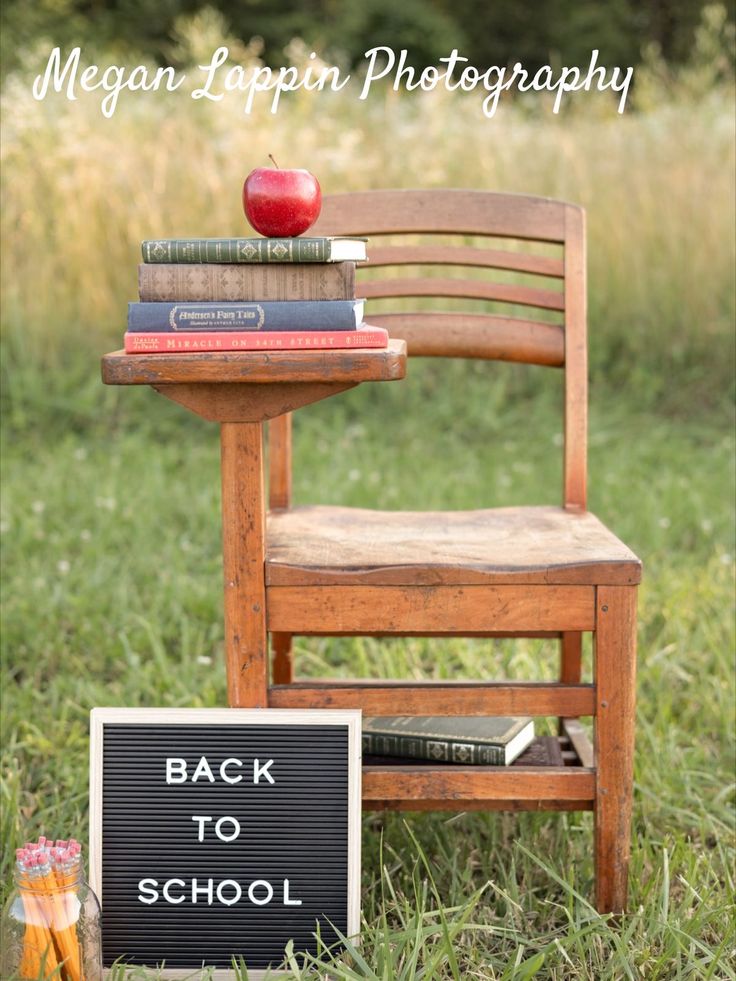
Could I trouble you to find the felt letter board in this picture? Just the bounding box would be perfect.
[90,708,361,976]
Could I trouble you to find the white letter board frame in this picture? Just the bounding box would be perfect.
[90,707,362,979]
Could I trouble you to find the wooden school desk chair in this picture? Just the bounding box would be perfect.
[266,190,642,913]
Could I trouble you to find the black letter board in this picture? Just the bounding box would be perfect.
[90,708,361,976]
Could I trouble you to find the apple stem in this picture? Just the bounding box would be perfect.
[268,154,280,169]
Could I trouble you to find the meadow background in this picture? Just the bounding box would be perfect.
[1,2,735,978]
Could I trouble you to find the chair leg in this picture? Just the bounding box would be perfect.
[594,585,637,913]
[220,421,268,707]
[271,633,294,684]
[559,631,582,733]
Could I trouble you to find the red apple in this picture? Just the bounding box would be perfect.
[243,163,321,237]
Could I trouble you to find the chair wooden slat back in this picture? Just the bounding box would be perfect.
[269,189,587,509]
[367,245,565,279]
[360,278,565,312]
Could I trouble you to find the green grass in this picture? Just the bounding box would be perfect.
[1,354,734,978]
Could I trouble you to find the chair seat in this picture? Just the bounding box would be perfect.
[266,505,641,586]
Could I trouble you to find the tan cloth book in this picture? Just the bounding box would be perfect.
[138,261,356,302]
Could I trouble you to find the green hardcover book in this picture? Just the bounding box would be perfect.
[141,237,367,264]
[362,716,535,765]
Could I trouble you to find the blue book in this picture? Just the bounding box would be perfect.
[127,299,365,333]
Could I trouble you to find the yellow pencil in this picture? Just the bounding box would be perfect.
[15,851,62,980]
[50,844,84,981]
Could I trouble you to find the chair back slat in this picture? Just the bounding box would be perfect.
[361,278,564,312]
[367,313,564,366]
[366,245,565,279]
[314,189,567,241]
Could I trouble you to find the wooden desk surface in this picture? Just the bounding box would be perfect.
[101,338,407,386]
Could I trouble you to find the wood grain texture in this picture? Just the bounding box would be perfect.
[268,412,294,685]
[594,585,638,912]
[220,423,268,707]
[559,630,583,731]
[361,278,564,311]
[362,765,595,801]
[363,798,592,812]
[286,631,561,638]
[560,632,583,681]
[268,680,595,716]
[101,340,407,385]
[563,205,588,508]
[562,717,595,768]
[153,380,356,422]
[364,245,564,278]
[270,633,293,685]
[365,313,564,365]
[267,415,292,686]
[266,584,595,633]
[268,413,292,509]
[266,505,642,586]
[313,190,568,242]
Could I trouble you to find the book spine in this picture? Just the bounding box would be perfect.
[361,731,506,765]
[138,263,356,302]
[127,301,361,333]
[124,327,388,353]
[141,238,331,263]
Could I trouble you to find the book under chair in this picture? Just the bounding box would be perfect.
[103,188,641,915]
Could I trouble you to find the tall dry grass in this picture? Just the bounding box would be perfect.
[1,23,734,403]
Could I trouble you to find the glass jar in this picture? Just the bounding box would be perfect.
[1,868,102,981]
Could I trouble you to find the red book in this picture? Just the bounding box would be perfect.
[124,326,388,354]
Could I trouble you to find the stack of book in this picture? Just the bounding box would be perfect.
[124,236,389,354]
